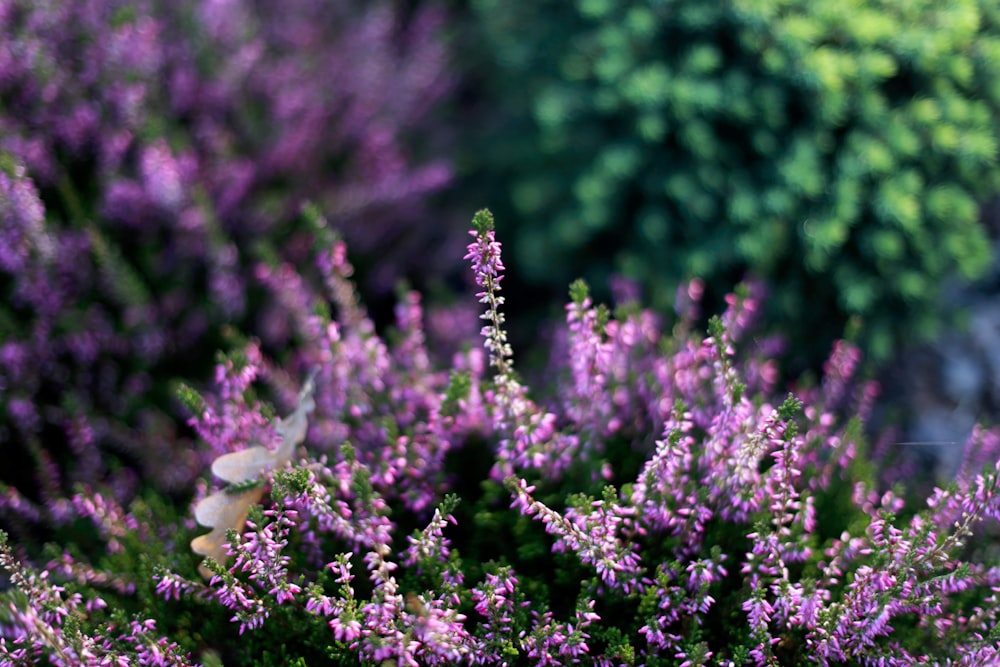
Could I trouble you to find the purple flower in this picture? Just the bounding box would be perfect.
[7,210,1000,665]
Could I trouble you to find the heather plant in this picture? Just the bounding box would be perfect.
[3,211,1000,665]
[0,0,454,510]
[460,0,1000,367]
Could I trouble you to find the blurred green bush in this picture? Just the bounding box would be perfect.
[462,0,1000,367]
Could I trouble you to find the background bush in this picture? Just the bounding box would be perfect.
[460,0,1000,369]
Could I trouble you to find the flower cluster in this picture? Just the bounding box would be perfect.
[0,532,192,666]
[2,212,1000,665]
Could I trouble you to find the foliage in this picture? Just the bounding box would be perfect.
[461,0,1000,367]
[3,212,999,665]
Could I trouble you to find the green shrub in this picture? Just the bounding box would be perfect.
[463,0,1000,366]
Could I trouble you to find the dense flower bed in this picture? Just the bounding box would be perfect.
[2,212,999,665]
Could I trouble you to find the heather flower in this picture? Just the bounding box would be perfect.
[210,564,270,635]
[509,479,642,594]
[0,162,49,275]
[460,212,1000,664]
[305,553,362,642]
[0,531,194,666]
[152,570,201,603]
[466,210,581,480]
[5,211,1000,665]
[231,509,301,606]
[563,280,618,445]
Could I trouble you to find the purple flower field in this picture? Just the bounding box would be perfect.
[3,208,1000,665]
[2,1,1000,666]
